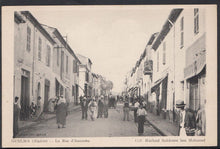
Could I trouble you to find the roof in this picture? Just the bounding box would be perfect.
[21,11,56,45]
[152,9,183,50]
[147,32,159,46]
[77,54,92,65]
[14,12,26,24]
[42,24,81,64]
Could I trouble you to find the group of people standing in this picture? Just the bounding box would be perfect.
[80,95,109,121]
[123,97,148,136]
[175,99,206,136]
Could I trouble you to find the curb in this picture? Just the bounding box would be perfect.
[19,106,81,132]
[145,117,166,136]
[128,110,172,136]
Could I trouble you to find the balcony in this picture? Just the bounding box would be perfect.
[143,60,153,75]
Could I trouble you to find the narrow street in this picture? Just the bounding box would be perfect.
[17,104,161,138]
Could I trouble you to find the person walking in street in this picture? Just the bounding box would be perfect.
[13,96,21,138]
[103,96,109,118]
[123,98,130,121]
[134,99,140,123]
[88,99,97,121]
[80,96,89,120]
[97,96,104,118]
[56,95,68,128]
[137,104,147,136]
[176,100,187,136]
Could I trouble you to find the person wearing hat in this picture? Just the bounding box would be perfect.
[80,96,89,120]
[176,100,187,136]
[13,96,21,138]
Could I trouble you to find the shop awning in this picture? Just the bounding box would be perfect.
[151,74,168,92]
[55,77,66,88]
[184,53,206,80]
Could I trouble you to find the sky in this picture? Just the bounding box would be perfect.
[23,6,172,93]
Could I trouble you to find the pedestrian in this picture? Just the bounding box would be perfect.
[30,101,37,118]
[176,100,187,136]
[142,99,147,110]
[80,96,89,120]
[134,99,140,123]
[56,95,68,128]
[137,104,147,136]
[103,96,109,118]
[185,108,196,136]
[123,98,130,121]
[36,96,42,117]
[13,96,21,138]
[97,96,104,118]
[195,100,206,136]
[88,99,97,121]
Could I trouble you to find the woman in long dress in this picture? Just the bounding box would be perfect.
[88,99,97,121]
[56,96,68,128]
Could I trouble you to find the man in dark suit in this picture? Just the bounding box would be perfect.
[80,96,89,120]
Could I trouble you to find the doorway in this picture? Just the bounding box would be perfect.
[20,70,30,120]
[44,79,50,112]
[189,77,199,111]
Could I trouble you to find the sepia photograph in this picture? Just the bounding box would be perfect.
[2,4,217,147]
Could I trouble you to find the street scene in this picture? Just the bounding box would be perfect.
[13,7,206,138]
[17,103,161,138]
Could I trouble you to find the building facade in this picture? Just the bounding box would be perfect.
[77,54,93,98]
[14,11,56,119]
[14,11,82,121]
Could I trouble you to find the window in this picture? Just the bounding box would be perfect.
[38,38,42,61]
[180,17,184,48]
[26,26,31,52]
[86,72,89,82]
[72,86,75,96]
[157,51,159,72]
[163,42,166,65]
[61,51,64,73]
[73,60,77,73]
[66,55,68,73]
[194,8,199,35]
[46,45,51,67]
[57,47,59,66]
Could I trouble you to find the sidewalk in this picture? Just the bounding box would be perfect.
[145,112,179,136]
[18,105,81,131]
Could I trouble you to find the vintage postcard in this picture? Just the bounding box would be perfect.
[1,5,217,147]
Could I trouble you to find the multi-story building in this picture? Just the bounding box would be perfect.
[14,11,82,121]
[150,8,206,122]
[77,54,93,97]
[43,25,81,106]
[182,8,206,112]
[151,9,183,119]
[14,11,56,119]
[92,73,99,97]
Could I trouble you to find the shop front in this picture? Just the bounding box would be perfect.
[151,75,168,117]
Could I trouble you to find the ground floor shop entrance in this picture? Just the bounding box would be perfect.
[20,69,30,121]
